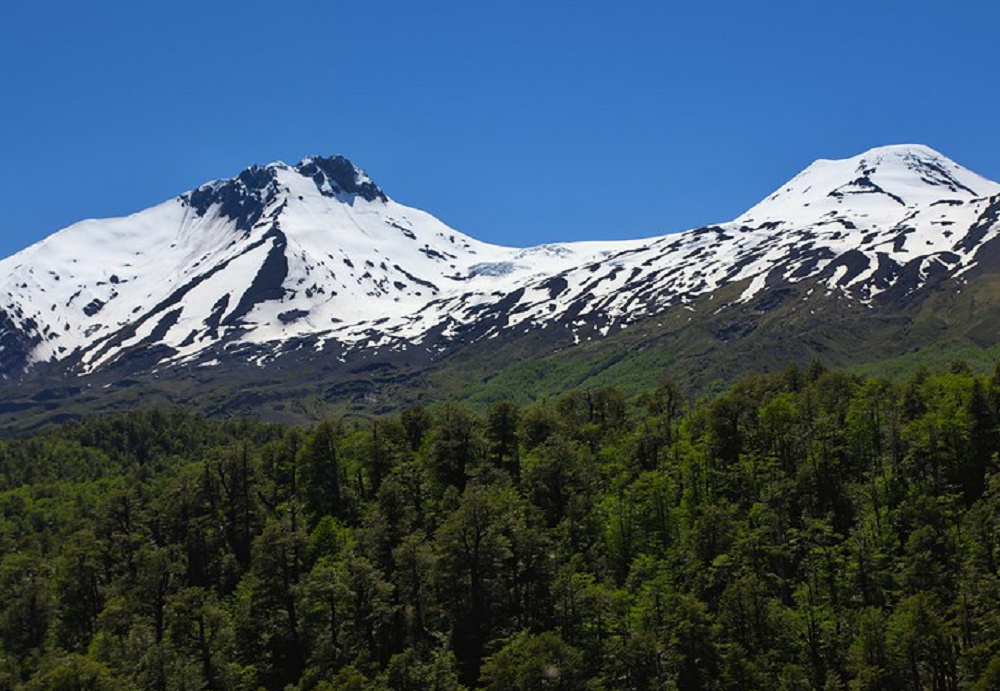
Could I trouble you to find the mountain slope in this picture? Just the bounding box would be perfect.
[0,155,632,377]
[439,144,1000,338]
[2,144,999,428]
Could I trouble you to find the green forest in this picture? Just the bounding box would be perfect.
[2,361,1000,691]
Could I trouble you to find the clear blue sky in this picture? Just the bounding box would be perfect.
[2,0,998,258]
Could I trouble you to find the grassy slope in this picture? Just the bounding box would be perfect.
[441,267,1000,409]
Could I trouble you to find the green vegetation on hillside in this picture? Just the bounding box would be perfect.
[2,361,1000,690]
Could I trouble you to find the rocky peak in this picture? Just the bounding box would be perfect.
[294,155,387,203]
[182,165,280,232]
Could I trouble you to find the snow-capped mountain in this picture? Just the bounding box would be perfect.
[0,155,623,377]
[2,145,999,386]
[401,145,1000,345]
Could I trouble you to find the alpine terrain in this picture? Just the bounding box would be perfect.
[2,144,1000,428]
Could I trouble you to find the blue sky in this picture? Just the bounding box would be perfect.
[1,0,998,258]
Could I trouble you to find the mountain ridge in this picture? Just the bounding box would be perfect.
[2,144,1000,429]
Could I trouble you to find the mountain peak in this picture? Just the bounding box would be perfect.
[182,164,280,232]
[738,144,1000,225]
[179,154,387,233]
[849,142,943,158]
[293,154,387,203]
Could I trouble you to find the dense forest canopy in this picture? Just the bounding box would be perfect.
[2,361,1000,691]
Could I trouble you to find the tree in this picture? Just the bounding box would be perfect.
[848,607,893,691]
[0,550,51,658]
[433,484,516,682]
[486,401,521,478]
[167,587,234,691]
[233,513,308,689]
[430,405,483,491]
[400,406,433,453]
[379,647,465,691]
[479,630,586,691]
[23,654,115,691]
[302,420,346,520]
[334,555,397,666]
[887,594,958,691]
[51,530,103,653]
